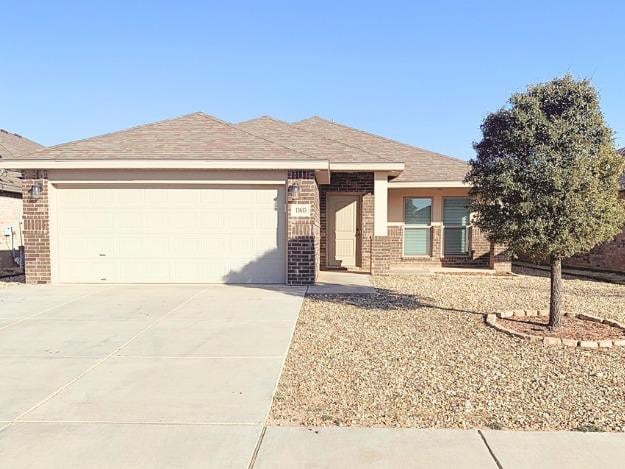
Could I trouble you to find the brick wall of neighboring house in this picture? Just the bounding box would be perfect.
[319,172,374,271]
[21,170,50,284]
[287,170,320,285]
[386,223,505,269]
[0,191,22,267]
[562,191,625,273]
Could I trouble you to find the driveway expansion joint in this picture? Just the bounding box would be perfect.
[478,429,504,469]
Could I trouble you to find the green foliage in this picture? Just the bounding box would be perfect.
[466,75,625,261]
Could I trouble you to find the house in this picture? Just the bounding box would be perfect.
[562,147,625,273]
[0,113,510,285]
[0,129,43,269]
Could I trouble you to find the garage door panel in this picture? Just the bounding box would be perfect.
[170,237,228,258]
[61,260,118,283]
[255,212,279,230]
[196,212,223,230]
[116,236,169,258]
[223,258,285,283]
[55,185,286,284]
[199,190,224,203]
[60,236,115,259]
[167,189,201,205]
[118,260,172,283]
[113,212,145,233]
[61,211,115,231]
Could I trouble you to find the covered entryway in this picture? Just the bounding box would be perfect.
[53,184,286,283]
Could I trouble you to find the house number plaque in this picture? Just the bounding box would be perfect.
[290,204,311,218]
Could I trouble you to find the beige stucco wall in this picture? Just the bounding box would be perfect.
[387,187,470,224]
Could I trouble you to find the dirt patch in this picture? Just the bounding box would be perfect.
[501,315,625,340]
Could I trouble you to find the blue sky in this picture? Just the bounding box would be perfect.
[1,1,623,159]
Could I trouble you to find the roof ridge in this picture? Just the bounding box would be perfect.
[199,114,316,160]
[298,116,468,164]
[240,115,397,163]
[237,115,281,125]
[0,130,42,148]
[289,119,397,164]
[21,112,208,158]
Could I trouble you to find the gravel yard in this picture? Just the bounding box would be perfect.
[270,267,625,431]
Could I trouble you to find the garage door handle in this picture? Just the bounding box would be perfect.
[98,254,107,257]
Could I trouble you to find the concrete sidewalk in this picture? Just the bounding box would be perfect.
[252,426,625,469]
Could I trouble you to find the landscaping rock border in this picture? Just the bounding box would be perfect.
[485,310,625,348]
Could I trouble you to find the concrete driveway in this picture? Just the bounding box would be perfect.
[0,283,306,468]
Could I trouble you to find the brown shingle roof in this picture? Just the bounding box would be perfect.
[0,129,43,193]
[8,113,310,161]
[2,113,469,184]
[237,116,391,163]
[293,116,469,183]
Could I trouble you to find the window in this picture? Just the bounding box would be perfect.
[403,197,432,256]
[443,197,470,255]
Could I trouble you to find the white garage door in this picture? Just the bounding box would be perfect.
[54,185,286,283]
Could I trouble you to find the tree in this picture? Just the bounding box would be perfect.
[466,76,625,329]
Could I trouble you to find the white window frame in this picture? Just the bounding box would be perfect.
[402,196,432,257]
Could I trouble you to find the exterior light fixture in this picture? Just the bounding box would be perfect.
[288,182,300,199]
[29,181,43,200]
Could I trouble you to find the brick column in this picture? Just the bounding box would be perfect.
[287,171,319,285]
[22,170,51,284]
[490,242,512,272]
[370,236,391,275]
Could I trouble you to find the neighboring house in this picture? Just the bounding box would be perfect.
[563,147,625,273]
[0,113,509,285]
[0,129,43,269]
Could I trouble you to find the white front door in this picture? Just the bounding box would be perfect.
[327,195,359,268]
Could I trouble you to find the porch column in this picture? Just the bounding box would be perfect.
[373,172,388,236]
[371,171,391,275]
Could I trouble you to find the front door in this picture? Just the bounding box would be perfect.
[327,195,359,268]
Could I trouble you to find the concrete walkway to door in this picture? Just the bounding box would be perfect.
[0,283,306,468]
[307,270,375,294]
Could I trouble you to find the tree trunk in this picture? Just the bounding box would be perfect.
[549,255,564,329]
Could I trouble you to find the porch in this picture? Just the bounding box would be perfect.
[316,172,511,278]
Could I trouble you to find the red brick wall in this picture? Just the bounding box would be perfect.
[21,170,51,284]
[564,232,625,273]
[319,172,374,271]
[287,170,320,285]
[516,192,625,273]
[563,192,625,273]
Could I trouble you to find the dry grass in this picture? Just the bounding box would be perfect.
[270,267,625,431]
